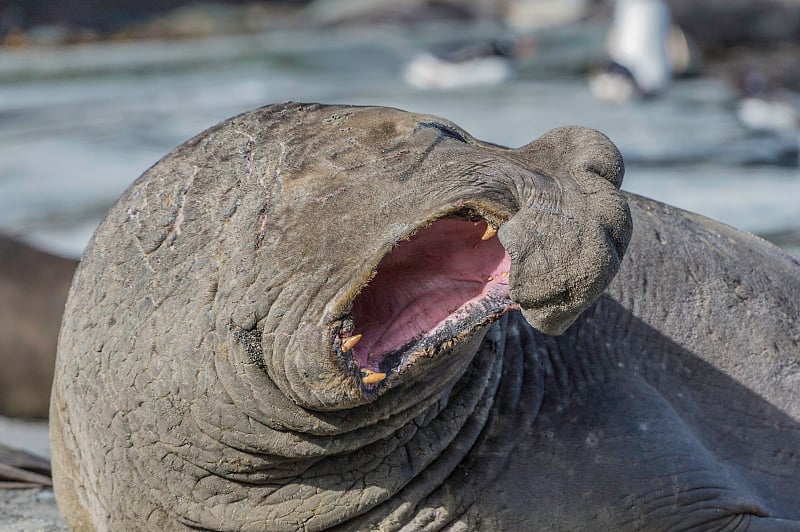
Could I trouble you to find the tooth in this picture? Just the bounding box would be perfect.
[361,369,387,384]
[341,334,362,352]
[481,225,497,241]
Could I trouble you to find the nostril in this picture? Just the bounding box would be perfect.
[567,128,625,189]
[582,157,625,189]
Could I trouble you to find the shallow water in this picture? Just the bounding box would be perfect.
[0,23,797,258]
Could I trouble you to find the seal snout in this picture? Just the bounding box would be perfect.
[493,126,631,335]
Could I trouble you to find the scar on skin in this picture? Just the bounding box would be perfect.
[315,187,346,204]
[234,129,257,175]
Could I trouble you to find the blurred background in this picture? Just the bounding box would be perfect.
[1,0,800,440]
[1,0,799,260]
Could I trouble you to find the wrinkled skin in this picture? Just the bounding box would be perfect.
[0,236,77,419]
[51,103,800,531]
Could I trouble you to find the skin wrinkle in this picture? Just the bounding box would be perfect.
[324,344,497,529]
[210,327,452,448]
[346,346,505,530]
[691,514,743,532]
[618,493,741,532]
[230,348,494,528]
[428,317,544,530]
[673,510,755,532]
[304,420,421,486]
[642,487,732,517]
[650,393,769,512]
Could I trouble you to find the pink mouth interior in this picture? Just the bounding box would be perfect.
[349,218,511,371]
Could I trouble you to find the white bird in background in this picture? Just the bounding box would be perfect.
[403,50,513,90]
[402,38,537,90]
[590,0,675,102]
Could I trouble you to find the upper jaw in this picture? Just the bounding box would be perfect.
[326,207,517,396]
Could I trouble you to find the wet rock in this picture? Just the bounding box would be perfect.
[0,1,308,45]
[0,488,65,531]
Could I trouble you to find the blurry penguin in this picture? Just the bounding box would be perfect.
[403,37,537,90]
[734,63,800,166]
[737,90,800,134]
[589,0,698,103]
[735,64,800,134]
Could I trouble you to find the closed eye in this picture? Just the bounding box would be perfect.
[418,122,469,144]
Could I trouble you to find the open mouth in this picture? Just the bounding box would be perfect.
[334,214,517,388]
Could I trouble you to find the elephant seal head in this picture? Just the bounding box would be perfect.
[51,103,631,529]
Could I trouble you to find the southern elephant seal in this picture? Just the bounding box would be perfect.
[0,235,77,419]
[50,103,800,530]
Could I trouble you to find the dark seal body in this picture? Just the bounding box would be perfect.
[0,236,76,419]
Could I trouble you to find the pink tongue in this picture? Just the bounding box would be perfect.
[349,219,511,370]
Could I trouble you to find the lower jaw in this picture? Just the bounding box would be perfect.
[334,290,517,391]
[390,296,517,372]
[333,332,510,530]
